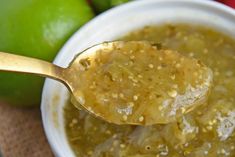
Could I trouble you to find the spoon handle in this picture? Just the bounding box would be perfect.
[0,51,68,86]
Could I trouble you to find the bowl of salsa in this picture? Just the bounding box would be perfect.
[41,0,235,157]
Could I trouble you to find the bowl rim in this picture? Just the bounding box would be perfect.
[41,0,235,157]
[52,0,235,67]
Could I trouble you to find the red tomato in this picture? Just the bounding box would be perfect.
[217,0,235,8]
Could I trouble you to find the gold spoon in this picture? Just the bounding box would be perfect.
[0,41,213,125]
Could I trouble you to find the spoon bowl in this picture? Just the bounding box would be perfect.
[67,41,213,125]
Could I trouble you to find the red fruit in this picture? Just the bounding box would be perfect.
[217,0,235,8]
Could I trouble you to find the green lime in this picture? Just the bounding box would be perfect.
[0,0,94,107]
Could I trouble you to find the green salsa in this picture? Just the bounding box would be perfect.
[64,24,235,157]
[71,41,212,125]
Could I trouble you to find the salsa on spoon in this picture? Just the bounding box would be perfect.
[0,41,213,125]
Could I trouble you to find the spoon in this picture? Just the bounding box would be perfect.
[0,41,213,125]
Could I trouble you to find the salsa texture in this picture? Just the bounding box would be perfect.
[71,41,212,125]
[64,24,235,157]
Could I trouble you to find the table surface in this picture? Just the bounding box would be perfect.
[0,102,54,157]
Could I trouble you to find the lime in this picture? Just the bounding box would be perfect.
[0,0,94,107]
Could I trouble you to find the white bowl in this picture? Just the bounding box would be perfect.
[41,0,235,156]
